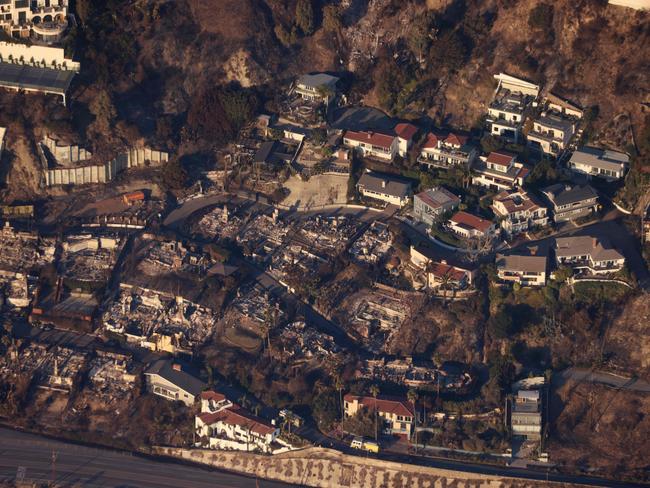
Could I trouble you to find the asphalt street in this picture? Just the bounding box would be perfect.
[558,368,650,393]
[0,428,292,488]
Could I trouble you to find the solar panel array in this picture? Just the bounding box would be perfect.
[0,62,75,94]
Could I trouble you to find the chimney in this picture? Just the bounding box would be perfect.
[381,180,386,189]
[441,259,447,265]
[592,237,598,248]
[172,363,182,372]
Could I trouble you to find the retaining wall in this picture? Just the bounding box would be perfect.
[153,446,574,488]
[44,147,169,187]
[0,41,80,71]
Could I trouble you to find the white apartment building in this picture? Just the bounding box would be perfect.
[492,189,549,236]
[343,130,399,162]
[0,0,68,43]
[472,151,529,191]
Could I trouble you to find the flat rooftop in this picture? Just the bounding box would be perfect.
[0,62,75,96]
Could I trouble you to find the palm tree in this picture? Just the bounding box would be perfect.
[369,385,380,442]
[439,271,453,304]
[407,389,419,451]
[334,374,345,424]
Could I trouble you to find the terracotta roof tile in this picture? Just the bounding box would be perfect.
[486,151,516,166]
[344,130,395,149]
[450,211,494,233]
[394,123,418,141]
[344,394,415,417]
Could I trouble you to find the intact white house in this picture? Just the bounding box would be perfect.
[0,0,68,43]
[394,123,418,158]
[144,359,206,407]
[568,146,629,181]
[356,171,412,207]
[294,73,339,104]
[491,189,549,236]
[411,245,477,290]
[413,186,460,227]
[418,132,477,169]
[527,114,575,156]
[493,72,540,98]
[496,253,547,287]
[541,184,599,223]
[511,389,543,440]
[555,236,625,275]
[447,211,497,239]
[487,94,526,143]
[344,393,416,438]
[343,130,399,162]
[472,151,529,191]
[194,390,281,453]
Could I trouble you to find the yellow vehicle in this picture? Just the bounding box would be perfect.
[350,436,380,453]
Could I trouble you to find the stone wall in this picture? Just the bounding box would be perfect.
[153,446,576,488]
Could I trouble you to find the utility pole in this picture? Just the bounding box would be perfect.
[50,450,57,487]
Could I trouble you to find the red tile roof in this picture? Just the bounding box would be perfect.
[422,133,440,150]
[487,151,516,166]
[427,261,467,282]
[450,211,494,233]
[444,133,468,147]
[394,123,418,141]
[198,405,277,436]
[200,390,227,402]
[344,130,395,149]
[493,190,542,214]
[344,394,414,417]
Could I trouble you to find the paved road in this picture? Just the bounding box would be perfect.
[0,428,292,488]
[163,193,228,229]
[558,368,650,393]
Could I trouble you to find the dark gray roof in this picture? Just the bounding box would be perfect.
[542,184,598,207]
[535,115,574,131]
[0,62,75,95]
[145,359,206,396]
[569,146,629,172]
[496,253,547,273]
[357,171,411,198]
[298,73,339,89]
[254,141,276,164]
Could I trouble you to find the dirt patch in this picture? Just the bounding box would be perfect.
[550,379,650,483]
[283,174,348,209]
[605,292,650,378]
[2,136,42,200]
